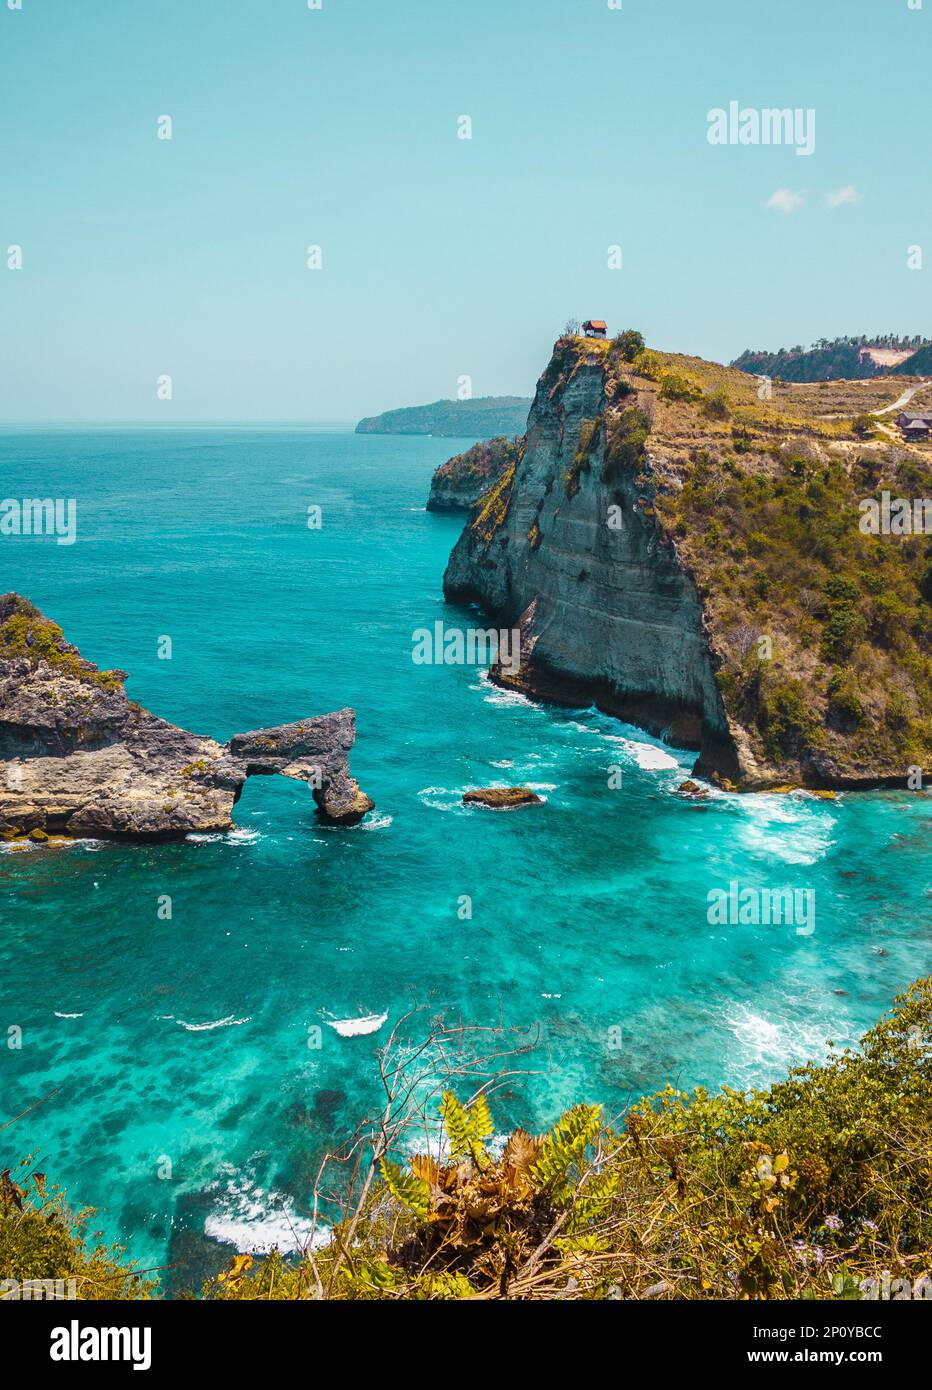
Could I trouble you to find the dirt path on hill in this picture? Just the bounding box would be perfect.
[874,380,932,415]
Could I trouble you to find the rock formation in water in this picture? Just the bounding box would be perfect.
[0,594,373,840]
[462,786,542,809]
[427,437,518,513]
[443,335,931,789]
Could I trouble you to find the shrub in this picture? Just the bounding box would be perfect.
[820,607,867,662]
[702,389,730,420]
[827,673,865,730]
[758,678,817,756]
[659,372,700,402]
[610,328,645,363]
[0,1167,151,1300]
[205,979,932,1302]
[604,407,651,483]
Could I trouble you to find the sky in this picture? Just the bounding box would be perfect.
[1,0,930,422]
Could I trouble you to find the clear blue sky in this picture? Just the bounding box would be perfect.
[1,0,929,422]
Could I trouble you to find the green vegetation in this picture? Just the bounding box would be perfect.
[564,416,601,496]
[604,407,651,484]
[0,1166,151,1299]
[666,437,931,766]
[0,596,124,691]
[659,371,701,403]
[470,463,515,543]
[432,436,517,489]
[5,980,931,1300]
[733,335,930,383]
[608,347,932,772]
[202,978,932,1300]
[702,388,731,421]
[609,328,645,364]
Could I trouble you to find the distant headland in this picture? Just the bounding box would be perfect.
[355,396,531,439]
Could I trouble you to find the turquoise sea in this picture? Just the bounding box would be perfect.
[0,427,929,1291]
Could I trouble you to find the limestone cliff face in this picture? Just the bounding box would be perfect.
[444,336,931,788]
[0,594,373,839]
[443,343,736,773]
[427,437,517,513]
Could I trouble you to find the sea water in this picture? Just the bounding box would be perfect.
[0,427,928,1290]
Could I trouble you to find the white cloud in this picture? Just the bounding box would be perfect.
[825,184,861,208]
[765,188,805,214]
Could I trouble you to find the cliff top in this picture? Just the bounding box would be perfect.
[0,592,126,691]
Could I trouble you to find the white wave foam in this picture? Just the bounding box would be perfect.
[359,812,393,831]
[54,1011,84,1019]
[186,828,261,846]
[204,1176,332,1255]
[484,687,532,707]
[417,786,469,812]
[725,1001,853,1083]
[174,1015,251,1032]
[735,796,836,866]
[325,1012,387,1037]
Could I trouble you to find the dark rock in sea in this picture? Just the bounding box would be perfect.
[677,780,710,799]
[462,786,542,809]
[0,593,373,840]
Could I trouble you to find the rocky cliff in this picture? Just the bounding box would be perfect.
[427,437,517,512]
[0,594,373,840]
[444,336,931,789]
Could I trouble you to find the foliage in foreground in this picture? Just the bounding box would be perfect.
[207,977,932,1300]
[4,980,929,1300]
[0,1166,152,1300]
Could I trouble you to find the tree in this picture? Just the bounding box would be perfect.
[611,328,645,362]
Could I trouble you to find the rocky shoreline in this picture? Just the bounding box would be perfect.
[0,594,373,842]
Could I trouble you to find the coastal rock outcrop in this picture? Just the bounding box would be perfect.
[427,437,518,513]
[443,336,931,789]
[0,594,373,840]
[462,786,542,809]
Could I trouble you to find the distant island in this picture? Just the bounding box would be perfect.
[732,335,932,383]
[355,395,531,439]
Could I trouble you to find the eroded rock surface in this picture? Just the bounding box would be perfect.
[462,786,542,809]
[0,594,373,839]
